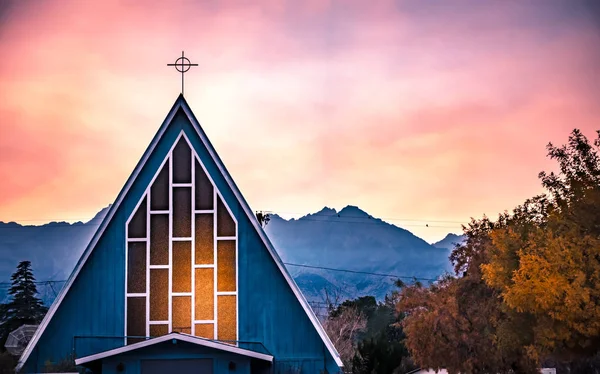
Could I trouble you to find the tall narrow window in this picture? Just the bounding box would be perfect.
[125,133,237,344]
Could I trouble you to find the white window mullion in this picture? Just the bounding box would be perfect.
[146,189,150,339]
[194,264,214,269]
[168,154,173,334]
[213,187,218,340]
[191,147,196,337]
[216,291,236,296]
[127,238,146,243]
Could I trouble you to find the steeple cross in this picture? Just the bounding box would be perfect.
[167,51,198,96]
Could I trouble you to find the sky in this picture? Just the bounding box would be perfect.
[0,0,599,243]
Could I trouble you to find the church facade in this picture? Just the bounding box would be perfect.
[17,95,342,373]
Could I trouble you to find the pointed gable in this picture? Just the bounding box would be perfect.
[17,96,342,373]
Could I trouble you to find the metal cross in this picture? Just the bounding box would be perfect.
[167,51,198,96]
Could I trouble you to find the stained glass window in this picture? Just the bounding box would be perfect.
[173,296,192,334]
[151,163,169,211]
[150,215,169,265]
[194,323,214,339]
[128,197,147,238]
[195,160,213,210]
[126,134,237,344]
[173,138,192,183]
[127,297,146,344]
[217,241,236,292]
[194,214,213,264]
[150,269,168,321]
[127,242,146,294]
[173,187,191,238]
[195,268,214,320]
[217,196,235,237]
[173,241,192,293]
[217,295,237,341]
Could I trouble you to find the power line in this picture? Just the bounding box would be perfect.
[0,262,438,287]
[0,280,67,287]
[283,262,437,281]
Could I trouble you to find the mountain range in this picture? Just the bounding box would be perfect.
[0,205,464,306]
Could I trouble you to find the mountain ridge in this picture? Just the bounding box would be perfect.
[0,205,458,304]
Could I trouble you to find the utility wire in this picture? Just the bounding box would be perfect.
[0,262,438,287]
[284,263,437,281]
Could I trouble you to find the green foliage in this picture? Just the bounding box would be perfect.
[352,333,414,374]
[0,261,47,351]
[330,291,415,374]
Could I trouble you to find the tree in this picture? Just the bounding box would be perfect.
[398,217,538,374]
[398,129,600,373]
[351,292,416,374]
[255,211,270,228]
[0,261,47,349]
[481,129,600,365]
[323,304,367,370]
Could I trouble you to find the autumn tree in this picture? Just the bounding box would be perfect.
[398,213,538,373]
[482,129,600,365]
[399,129,600,373]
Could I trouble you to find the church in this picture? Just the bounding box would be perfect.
[16,92,343,373]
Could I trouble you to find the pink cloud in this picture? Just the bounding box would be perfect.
[0,0,598,242]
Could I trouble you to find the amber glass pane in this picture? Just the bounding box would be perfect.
[173,138,192,183]
[217,241,236,292]
[173,187,191,238]
[194,214,213,264]
[195,268,214,320]
[217,295,236,341]
[150,324,169,337]
[128,196,147,238]
[173,296,191,334]
[150,269,168,321]
[150,214,169,265]
[127,297,146,343]
[194,324,214,339]
[195,159,213,210]
[216,196,235,237]
[151,162,169,211]
[172,241,191,292]
[127,242,146,293]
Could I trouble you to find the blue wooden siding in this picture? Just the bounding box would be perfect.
[22,103,340,373]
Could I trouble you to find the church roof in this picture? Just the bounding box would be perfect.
[74,333,274,366]
[17,94,342,371]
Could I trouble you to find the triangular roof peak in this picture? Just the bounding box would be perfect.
[17,95,342,371]
[75,333,274,366]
